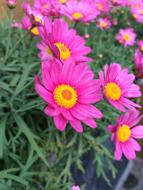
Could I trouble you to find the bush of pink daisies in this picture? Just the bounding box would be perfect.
[1,0,143,189]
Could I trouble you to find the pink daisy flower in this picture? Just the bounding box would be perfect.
[33,0,61,16]
[108,111,143,160]
[130,1,143,23]
[60,0,98,23]
[99,63,141,112]
[115,28,136,47]
[37,18,92,63]
[97,18,111,30]
[71,186,80,190]
[134,49,143,78]
[94,0,111,13]
[35,60,103,133]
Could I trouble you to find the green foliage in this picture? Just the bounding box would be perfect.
[0,9,138,189]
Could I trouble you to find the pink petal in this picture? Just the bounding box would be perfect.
[82,119,97,129]
[121,141,136,160]
[114,141,122,161]
[107,125,116,133]
[70,119,83,133]
[131,125,143,139]
[129,138,141,152]
[44,106,60,117]
[54,114,67,131]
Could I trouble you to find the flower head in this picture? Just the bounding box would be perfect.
[60,0,98,23]
[37,18,92,63]
[71,186,80,190]
[108,111,143,160]
[35,60,103,133]
[99,63,141,112]
[116,28,136,47]
[6,0,16,8]
[134,49,143,78]
[97,18,111,30]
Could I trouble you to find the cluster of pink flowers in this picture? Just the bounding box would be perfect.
[12,0,143,163]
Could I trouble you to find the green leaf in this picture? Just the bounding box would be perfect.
[14,114,49,167]
[0,117,7,158]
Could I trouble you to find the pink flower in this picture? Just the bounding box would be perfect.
[97,18,111,30]
[60,0,98,23]
[134,49,143,78]
[94,0,111,13]
[71,186,80,190]
[115,28,136,47]
[130,1,143,23]
[21,15,32,30]
[6,0,16,8]
[99,63,141,112]
[108,111,143,160]
[35,60,103,133]
[138,40,143,51]
[37,18,92,63]
[33,0,61,16]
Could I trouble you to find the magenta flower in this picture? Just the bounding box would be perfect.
[71,186,80,190]
[94,0,111,13]
[130,1,143,23]
[60,0,98,23]
[99,63,141,112]
[6,0,16,8]
[35,60,103,133]
[37,18,92,63]
[97,18,111,30]
[108,111,143,160]
[115,28,136,47]
[134,49,143,78]
[21,15,32,31]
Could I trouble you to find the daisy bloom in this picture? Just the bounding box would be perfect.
[130,1,143,23]
[60,0,98,23]
[21,15,32,31]
[108,111,143,160]
[94,0,111,13]
[97,18,111,30]
[99,63,141,112]
[115,28,136,47]
[134,49,143,78]
[35,60,103,133]
[37,18,92,63]
[71,186,80,190]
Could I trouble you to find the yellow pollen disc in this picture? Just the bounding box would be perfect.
[123,34,130,41]
[46,46,52,55]
[100,21,107,28]
[31,27,39,35]
[72,12,84,20]
[54,42,71,60]
[117,125,131,143]
[54,84,77,109]
[96,3,103,11]
[105,82,121,101]
[34,16,43,24]
[59,0,67,3]
[141,46,143,52]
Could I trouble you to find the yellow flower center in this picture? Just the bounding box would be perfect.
[46,46,52,55]
[59,0,67,3]
[54,84,77,109]
[105,82,121,100]
[141,46,143,52]
[31,27,39,35]
[99,21,107,28]
[34,16,43,24]
[54,42,71,60]
[72,12,84,20]
[96,3,103,11]
[117,125,131,143]
[123,34,130,42]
